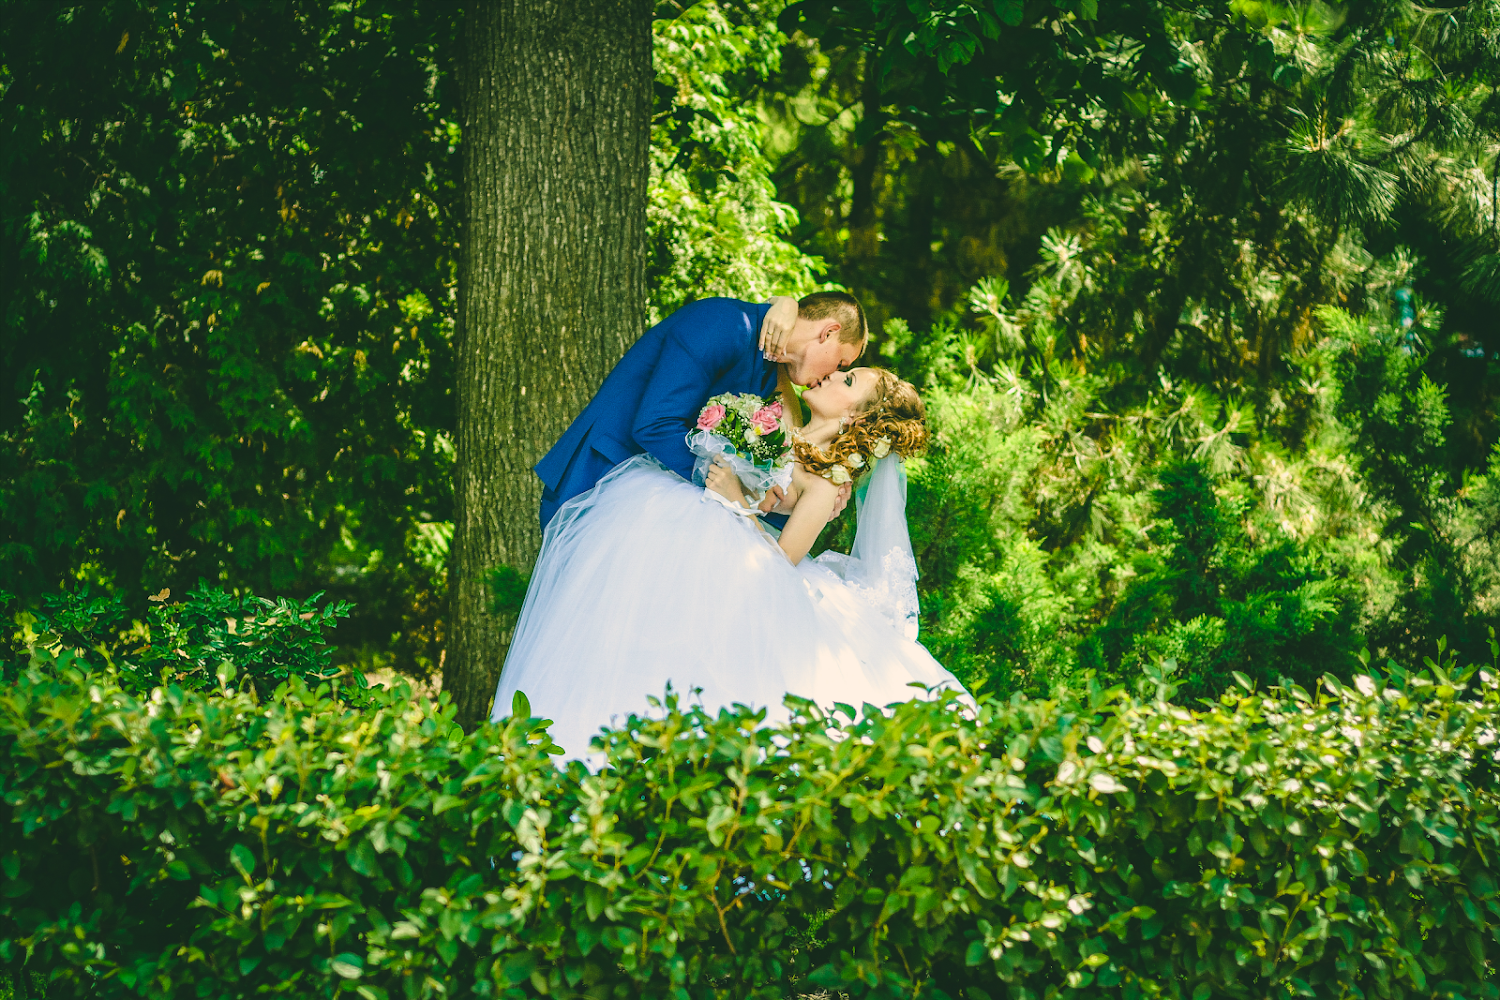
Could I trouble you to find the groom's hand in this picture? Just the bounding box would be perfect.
[830,481,852,518]
[760,480,851,517]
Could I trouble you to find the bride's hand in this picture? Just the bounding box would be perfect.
[759,295,798,361]
[706,457,750,507]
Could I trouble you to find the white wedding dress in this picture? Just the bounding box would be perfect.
[490,454,967,756]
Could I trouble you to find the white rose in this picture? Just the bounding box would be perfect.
[871,438,892,459]
[828,464,852,485]
[847,452,865,469]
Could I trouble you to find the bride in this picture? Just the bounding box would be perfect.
[490,366,967,755]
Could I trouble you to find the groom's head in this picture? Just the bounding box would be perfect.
[782,291,867,387]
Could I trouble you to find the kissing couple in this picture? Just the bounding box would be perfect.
[490,292,966,756]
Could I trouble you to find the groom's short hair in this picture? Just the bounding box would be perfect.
[798,291,867,351]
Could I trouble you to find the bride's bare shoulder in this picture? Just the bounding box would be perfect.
[792,464,837,495]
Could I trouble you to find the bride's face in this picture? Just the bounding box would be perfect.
[803,367,876,422]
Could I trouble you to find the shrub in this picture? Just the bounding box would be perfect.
[1082,461,1366,698]
[4,630,1499,1000]
[2,586,354,697]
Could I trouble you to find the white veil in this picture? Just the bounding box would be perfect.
[814,454,921,639]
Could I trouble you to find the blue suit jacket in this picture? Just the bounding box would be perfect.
[536,298,776,528]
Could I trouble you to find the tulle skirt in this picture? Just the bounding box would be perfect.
[491,456,966,756]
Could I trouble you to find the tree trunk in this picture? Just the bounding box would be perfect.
[446,0,652,728]
[902,141,940,331]
[847,53,884,263]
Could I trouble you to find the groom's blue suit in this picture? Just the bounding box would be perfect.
[536,298,776,529]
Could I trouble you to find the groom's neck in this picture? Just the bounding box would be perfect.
[776,364,805,429]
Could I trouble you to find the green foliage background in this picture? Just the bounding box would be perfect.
[769,0,1500,696]
[2,1,462,675]
[4,0,1499,699]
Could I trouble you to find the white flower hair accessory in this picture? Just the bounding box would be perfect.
[871,437,892,459]
[826,464,852,485]
[847,452,865,469]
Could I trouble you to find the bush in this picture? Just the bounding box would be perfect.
[6,622,1500,1000]
[868,282,1499,702]
[1081,461,1366,698]
[2,586,354,697]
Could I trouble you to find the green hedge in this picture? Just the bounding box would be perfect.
[4,632,1500,1000]
[2,587,354,696]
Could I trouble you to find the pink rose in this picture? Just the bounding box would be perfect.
[696,403,727,430]
[750,406,780,435]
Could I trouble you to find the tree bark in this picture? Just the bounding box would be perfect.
[847,53,884,262]
[901,141,940,330]
[446,0,651,728]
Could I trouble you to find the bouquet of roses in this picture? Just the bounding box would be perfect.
[685,392,792,508]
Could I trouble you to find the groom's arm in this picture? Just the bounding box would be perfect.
[631,302,748,481]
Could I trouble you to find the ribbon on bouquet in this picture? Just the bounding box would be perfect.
[701,489,762,517]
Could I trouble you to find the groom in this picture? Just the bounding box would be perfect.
[536,292,867,528]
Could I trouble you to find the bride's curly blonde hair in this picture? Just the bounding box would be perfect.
[792,368,927,479]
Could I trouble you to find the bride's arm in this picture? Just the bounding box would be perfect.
[775,468,839,564]
[758,296,799,360]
